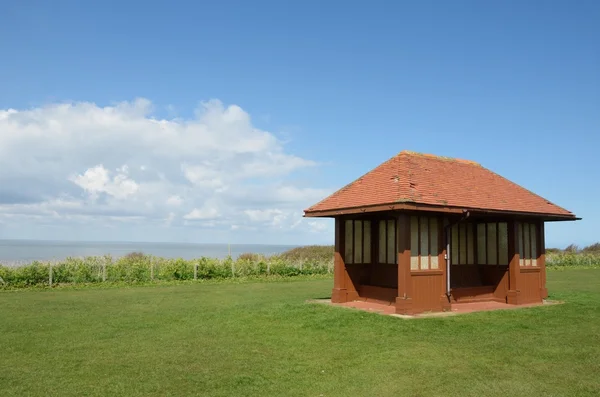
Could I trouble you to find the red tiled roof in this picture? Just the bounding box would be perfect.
[304,151,575,218]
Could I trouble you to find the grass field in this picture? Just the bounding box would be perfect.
[1,271,599,396]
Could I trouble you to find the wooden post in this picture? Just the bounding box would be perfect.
[49,261,53,287]
[539,221,548,299]
[439,217,451,311]
[396,213,413,314]
[231,261,235,278]
[194,263,198,280]
[331,218,348,303]
[507,220,521,304]
[150,257,154,281]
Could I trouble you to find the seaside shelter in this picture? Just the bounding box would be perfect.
[304,151,579,314]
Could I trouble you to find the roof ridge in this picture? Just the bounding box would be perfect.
[399,150,481,166]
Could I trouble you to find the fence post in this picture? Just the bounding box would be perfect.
[194,263,198,280]
[49,261,53,287]
[150,257,154,281]
[231,261,235,278]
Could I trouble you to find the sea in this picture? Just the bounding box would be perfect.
[0,240,298,267]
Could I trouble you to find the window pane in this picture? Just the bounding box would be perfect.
[354,221,363,264]
[477,224,486,265]
[451,224,459,265]
[430,218,439,269]
[345,220,353,264]
[518,223,524,266]
[363,221,371,264]
[410,216,419,270]
[467,224,474,265]
[459,224,467,265]
[531,223,537,266]
[523,223,531,266]
[487,223,497,265]
[387,220,395,264]
[498,222,508,265]
[420,217,429,269]
[378,221,386,264]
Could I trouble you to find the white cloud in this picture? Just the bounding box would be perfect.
[0,98,331,242]
[308,221,328,233]
[166,195,183,206]
[71,165,139,200]
[184,207,220,220]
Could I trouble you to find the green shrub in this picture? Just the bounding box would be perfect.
[277,245,334,262]
[0,248,334,289]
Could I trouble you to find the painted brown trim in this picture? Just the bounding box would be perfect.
[396,213,413,314]
[411,270,444,276]
[520,267,541,273]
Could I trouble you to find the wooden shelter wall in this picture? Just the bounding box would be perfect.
[411,272,445,312]
[519,268,542,303]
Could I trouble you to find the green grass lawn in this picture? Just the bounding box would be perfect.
[1,271,599,397]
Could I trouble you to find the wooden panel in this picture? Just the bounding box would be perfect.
[519,268,542,303]
[494,268,509,302]
[332,218,347,303]
[450,265,482,288]
[451,286,496,303]
[477,265,509,301]
[411,273,444,312]
[345,263,366,294]
[396,214,412,314]
[369,263,398,288]
[359,285,397,304]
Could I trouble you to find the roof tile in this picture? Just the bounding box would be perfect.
[305,151,574,217]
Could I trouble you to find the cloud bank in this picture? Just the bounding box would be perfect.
[0,99,331,243]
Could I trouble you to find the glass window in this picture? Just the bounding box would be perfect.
[387,220,396,264]
[354,221,363,264]
[487,223,497,265]
[498,222,508,265]
[451,224,459,265]
[459,224,467,265]
[378,220,386,264]
[477,224,486,265]
[467,224,475,265]
[523,223,531,266]
[430,218,439,269]
[531,224,537,266]
[364,221,371,264]
[345,220,353,264]
[420,217,429,269]
[518,223,524,266]
[410,216,419,270]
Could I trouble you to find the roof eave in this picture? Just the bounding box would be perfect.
[304,203,579,221]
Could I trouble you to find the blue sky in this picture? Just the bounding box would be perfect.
[0,0,598,248]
